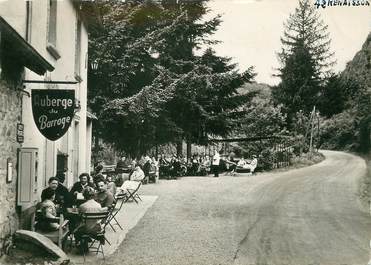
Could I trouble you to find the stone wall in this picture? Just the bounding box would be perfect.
[0,80,22,255]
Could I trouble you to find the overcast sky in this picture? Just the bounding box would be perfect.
[203,0,370,85]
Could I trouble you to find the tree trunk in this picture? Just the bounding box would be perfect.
[176,140,183,157]
[186,141,192,162]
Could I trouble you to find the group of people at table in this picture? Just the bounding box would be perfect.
[36,163,146,252]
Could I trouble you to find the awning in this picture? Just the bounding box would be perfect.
[0,16,54,75]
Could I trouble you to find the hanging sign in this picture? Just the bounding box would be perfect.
[16,123,24,143]
[31,89,75,141]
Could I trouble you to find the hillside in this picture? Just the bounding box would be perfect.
[341,32,371,88]
[237,82,271,98]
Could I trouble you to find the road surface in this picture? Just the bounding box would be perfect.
[100,150,370,265]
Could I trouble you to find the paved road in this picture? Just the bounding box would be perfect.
[100,150,370,265]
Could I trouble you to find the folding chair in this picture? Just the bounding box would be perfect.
[124,181,142,204]
[106,193,126,232]
[118,180,143,204]
[77,211,110,262]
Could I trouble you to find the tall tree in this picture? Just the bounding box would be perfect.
[273,0,335,122]
[87,1,255,157]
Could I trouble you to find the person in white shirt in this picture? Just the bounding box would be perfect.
[212,150,220,177]
[237,158,247,168]
[116,164,145,195]
[245,155,258,174]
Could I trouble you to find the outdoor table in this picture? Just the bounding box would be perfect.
[66,207,79,215]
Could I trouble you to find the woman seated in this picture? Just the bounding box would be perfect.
[116,163,144,195]
[70,173,95,206]
[36,189,60,231]
[106,174,117,196]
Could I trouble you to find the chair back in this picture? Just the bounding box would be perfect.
[114,193,126,210]
[80,211,110,224]
[115,192,127,201]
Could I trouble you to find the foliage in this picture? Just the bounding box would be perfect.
[231,83,293,170]
[319,109,358,151]
[317,74,347,118]
[272,0,335,124]
[87,1,255,157]
[239,87,286,138]
[319,33,370,154]
[319,80,370,153]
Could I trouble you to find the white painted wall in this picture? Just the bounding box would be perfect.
[1,0,92,197]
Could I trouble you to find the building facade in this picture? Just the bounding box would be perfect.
[0,0,93,253]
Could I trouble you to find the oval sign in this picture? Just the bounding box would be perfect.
[31,89,75,141]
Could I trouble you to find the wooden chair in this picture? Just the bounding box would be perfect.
[30,209,70,249]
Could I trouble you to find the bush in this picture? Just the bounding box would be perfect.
[290,152,324,168]
[319,109,357,151]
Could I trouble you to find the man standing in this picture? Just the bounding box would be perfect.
[212,150,220,177]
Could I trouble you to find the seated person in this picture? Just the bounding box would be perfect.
[116,164,145,195]
[116,156,132,173]
[191,155,200,175]
[159,155,170,177]
[171,157,181,178]
[237,158,247,168]
[245,155,258,173]
[75,187,104,251]
[93,165,104,185]
[70,173,95,205]
[149,159,158,182]
[36,189,60,231]
[106,174,117,195]
[41,176,72,210]
[224,156,237,174]
[203,156,210,167]
[129,163,145,182]
[95,180,115,210]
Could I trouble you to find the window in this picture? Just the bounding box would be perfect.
[26,1,32,42]
[74,19,82,81]
[48,0,57,46]
[46,0,60,59]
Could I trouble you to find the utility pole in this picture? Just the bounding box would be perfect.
[309,106,316,159]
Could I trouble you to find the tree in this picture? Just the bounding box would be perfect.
[164,49,256,146]
[87,1,255,157]
[317,74,347,118]
[319,33,370,154]
[235,83,288,170]
[273,0,335,123]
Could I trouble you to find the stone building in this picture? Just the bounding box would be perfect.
[0,0,94,253]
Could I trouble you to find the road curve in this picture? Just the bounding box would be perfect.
[100,150,370,265]
[234,150,371,265]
